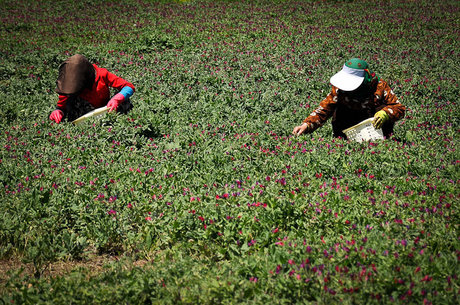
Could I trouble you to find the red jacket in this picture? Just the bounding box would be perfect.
[57,64,135,111]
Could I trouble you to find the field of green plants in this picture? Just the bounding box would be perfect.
[0,0,458,303]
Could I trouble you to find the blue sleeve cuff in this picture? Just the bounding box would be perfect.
[120,86,134,99]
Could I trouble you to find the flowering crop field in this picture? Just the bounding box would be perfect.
[0,0,459,304]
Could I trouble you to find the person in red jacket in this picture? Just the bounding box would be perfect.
[49,54,135,123]
[292,58,405,139]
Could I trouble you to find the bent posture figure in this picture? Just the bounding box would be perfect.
[293,58,405,139]
[50,54,135,123]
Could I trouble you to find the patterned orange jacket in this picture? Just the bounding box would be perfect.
[303,79,405,133]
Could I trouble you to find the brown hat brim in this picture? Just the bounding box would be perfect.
[56,54,95,95]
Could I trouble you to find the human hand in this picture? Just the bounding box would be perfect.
[292,123,313,136]
[49,109,64,123]
[107,93,125,112]
[373,110,389,129]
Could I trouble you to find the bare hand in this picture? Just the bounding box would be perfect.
[292,123,311,136]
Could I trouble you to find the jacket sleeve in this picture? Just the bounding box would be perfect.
[302,86,338,131]
[104,69,135,92]
[57,95,68,111]
[375,80,405,121]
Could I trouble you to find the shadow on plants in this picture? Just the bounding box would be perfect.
[138,126,163,139]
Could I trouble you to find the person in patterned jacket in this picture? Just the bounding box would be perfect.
[292,58,405,139]
[49,54,135,123]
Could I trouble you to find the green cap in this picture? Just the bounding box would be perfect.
[330,58,376,91]
[345,58,369,70]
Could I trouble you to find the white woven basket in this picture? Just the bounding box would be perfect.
[342,118,384,143]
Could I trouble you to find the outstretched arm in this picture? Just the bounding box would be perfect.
[293,87,338,135]
[50,95,68,123]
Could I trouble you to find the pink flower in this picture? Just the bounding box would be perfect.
[95,193,105,200]
[421,275,432,282]
[275,265,282,274]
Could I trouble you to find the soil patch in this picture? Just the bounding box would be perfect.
[0,254,149,293]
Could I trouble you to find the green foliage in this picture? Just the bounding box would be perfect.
[0,0,459,304]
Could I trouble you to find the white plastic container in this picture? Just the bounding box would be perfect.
[72,106,108,125]
[342,118,384,143]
